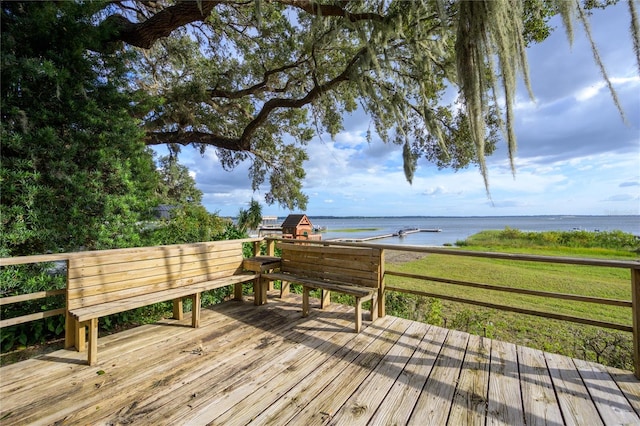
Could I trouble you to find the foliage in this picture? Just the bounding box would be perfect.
[459,227,640,253]
[2,0,624,210]
[3,1,635,212]
[155,155,203,205]
[144,204,229,245]
[114,1,638,205]
[1,1,160,256]
[236,199,263,233]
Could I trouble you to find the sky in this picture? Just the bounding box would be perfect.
[158,3,640,218]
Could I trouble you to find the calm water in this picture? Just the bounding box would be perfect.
[303,216,639,246]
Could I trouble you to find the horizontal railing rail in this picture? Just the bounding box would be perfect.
[0,257,69,329]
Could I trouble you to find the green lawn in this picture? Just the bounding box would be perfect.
[382,229,639,370]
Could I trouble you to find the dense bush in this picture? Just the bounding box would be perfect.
[460,228,640,253]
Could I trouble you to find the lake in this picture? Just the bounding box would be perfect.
[301,215,640,246]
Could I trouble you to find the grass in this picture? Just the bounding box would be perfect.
[382,228,639,370]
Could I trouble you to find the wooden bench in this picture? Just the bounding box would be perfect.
[65,240,258,365]
[262,242,383,332]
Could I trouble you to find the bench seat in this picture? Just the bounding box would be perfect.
[262,272,374,298]
[69,273,258,323]
[263,271,377,332]
[262,242,382,332]
[65,240,259,365]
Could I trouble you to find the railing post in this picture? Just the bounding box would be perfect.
[252,240,261,256]
[64,259,75,349]
[266,239,275,256]
[632,267,640,379]
[378,249,386,318]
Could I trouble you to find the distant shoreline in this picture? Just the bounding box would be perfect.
[267,214,639,219]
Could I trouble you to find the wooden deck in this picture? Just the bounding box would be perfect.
[1,293,639,425]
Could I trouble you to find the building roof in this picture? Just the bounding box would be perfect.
[281,214,312,228]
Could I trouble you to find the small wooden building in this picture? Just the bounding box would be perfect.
[281,214,321,240]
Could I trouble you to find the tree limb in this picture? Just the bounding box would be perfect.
[274,0,384,22]
[104,1,222,49]
[104,0,383,49]
[208,60,307,99]
[145,130,248,151]
[240,48,365,142]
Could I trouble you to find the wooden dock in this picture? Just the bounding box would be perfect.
[1,293,639,425]
[332,228,443,243]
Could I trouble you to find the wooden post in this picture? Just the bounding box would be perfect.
[65,312,76,349]
[234,282,244,301]
[378,249,386,318]
[191,293,201,328]
[173,298,184,320]
[280,281,290,298]
[370,293,378,322]
[76,320,86,352]
[302,287,310,317]
[88,318,98,366]
[266,239,275,256]
[64,260,75,349]
[632,267,640,379]
[354,299,362,333]
[321,289,331,309]
[266,239,276,291]
[253,241,261,256]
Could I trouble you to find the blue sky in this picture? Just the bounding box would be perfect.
[160,3,640,218]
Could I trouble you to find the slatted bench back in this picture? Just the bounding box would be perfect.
[67,240,246,310]
[276,242,381,289]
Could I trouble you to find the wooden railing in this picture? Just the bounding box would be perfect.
[0,238,263,332]
[0,253,70,329]
[265,237,640,377]
[3,238,640,377]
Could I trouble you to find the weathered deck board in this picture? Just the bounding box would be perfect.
[487,339,524,425]
[244,316,399,426]
[368,325,448,425]
[517,345,564,425]
[409,329,469,424]
[329,321,430,425]
[1,293,638,426]
[448,333,491,425]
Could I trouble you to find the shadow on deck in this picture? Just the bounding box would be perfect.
[1,293,639,425]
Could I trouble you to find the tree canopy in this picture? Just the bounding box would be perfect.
[3,0,639,213]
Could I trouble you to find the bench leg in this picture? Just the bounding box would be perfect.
[321,289,331,309]
[354,298,362,333]
[260,277,268,304]
[302,287,310,317]
[234,282,244,301]
[280,280,290,298]
[191,292,201,328]
[370,292,379,321]
[88,318,98,366]
[65,312,75,349]
[173,298,184,320]
[253,278,261,305]
[254,277,268,306]
[76,320,87,352]
[378,287,386,318]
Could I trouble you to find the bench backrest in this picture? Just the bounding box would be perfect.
[67,240,247,310]
[277,242,382,289]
